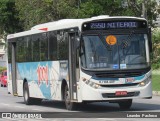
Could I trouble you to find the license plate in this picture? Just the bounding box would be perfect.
[115,91,127,96]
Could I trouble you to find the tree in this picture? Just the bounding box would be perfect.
[15,0,77,30]
[152,28,160,69]
[15,0,50,30]
[77,0,104,18]
[14,0,158,30]
[0,0,22,34]
[126,0,157,25]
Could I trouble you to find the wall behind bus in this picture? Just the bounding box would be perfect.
[0,52,7,67]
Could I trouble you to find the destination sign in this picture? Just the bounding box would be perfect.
[82,20,147,31]
[91,22,137,29]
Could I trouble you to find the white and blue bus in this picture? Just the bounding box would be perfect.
[7,15,152,110]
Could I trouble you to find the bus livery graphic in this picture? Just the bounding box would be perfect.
[37,65,48,86]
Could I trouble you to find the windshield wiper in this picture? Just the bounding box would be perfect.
[122,30,135,49]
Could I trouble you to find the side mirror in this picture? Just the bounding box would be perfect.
[148,28,152,53]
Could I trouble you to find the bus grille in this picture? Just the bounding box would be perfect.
[100,83,139,87]
[95,72,143,78]
[102,91,140,98]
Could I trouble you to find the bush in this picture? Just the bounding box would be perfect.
[0,66,7,73]
[151,28,160,70]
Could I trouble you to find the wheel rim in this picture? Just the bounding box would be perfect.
[24,88,28,102]
[65,88,71,106]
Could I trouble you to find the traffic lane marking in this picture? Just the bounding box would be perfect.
[31,108,45,111]
[0,103,10,106]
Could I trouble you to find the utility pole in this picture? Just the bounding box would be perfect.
[142,0,147,19]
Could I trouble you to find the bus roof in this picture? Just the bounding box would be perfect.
[7,15,146,40]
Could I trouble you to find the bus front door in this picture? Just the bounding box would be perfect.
[68,31,80,102]
[11,42,17,96]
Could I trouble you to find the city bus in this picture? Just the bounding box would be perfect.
[7,15,152,110]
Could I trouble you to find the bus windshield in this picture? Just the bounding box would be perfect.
[80,34,149,70]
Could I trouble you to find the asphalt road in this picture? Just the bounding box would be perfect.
[0,86,160,121]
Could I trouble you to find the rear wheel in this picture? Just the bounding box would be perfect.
[64,85,77,110]
[24,82,33,105]
[118,99,132,109]
[24,82,42,105]
[33,98,42,105]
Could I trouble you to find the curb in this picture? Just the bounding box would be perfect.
[152,91,160,96]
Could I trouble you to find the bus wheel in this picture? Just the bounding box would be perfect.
[64,85,76,110]
[118,99,132,109]
[23,82,33,105]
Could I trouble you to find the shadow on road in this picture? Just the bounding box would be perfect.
[16,100,160,112]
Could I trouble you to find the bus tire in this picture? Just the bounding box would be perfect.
[64,85,77,110]
[23,82,34,105]
[33,98,42,105]
[118,99,132,109]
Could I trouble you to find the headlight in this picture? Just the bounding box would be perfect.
[82,77,100,89]
[139,75,151,87]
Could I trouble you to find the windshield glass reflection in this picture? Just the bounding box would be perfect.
[80,34,149,70]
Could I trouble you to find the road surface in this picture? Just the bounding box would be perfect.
[0,86,159,121]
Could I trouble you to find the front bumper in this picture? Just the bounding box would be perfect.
[81,81,152,101]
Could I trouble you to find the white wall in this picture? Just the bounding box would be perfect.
[0,52,7,67]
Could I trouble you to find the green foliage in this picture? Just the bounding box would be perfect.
[77,1,104,18]
[0,0,158,32]
[0,66,7,73]
[15,0,78,30]
[151,28,160,69]
[122,0,157,25]
[15,0,50,30]
[152,74,160,91]
[146,0,157,25]
[12,0,158,30]
[0,0,22,34]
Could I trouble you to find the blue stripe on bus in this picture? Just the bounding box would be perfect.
[134,75,145,80]
[92,77,119,81]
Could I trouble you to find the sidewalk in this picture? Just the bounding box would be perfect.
[153,91,160,96]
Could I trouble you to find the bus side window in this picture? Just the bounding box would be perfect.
[40,33,48,61]
[32,34,40,61]
[26,36,32,62]
[57,31,68,60]
[17,37,26,62]
[8,42,12,63]
[49,31,57,60]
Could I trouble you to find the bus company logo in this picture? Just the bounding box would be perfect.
[2,113,11,119]
[126,78,135,83]
[37,65,48,86]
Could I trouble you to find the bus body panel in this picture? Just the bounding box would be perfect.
[7,64,13,94]
[16,61,69,100]
[17,80,23,96]
[81,81,152,101]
